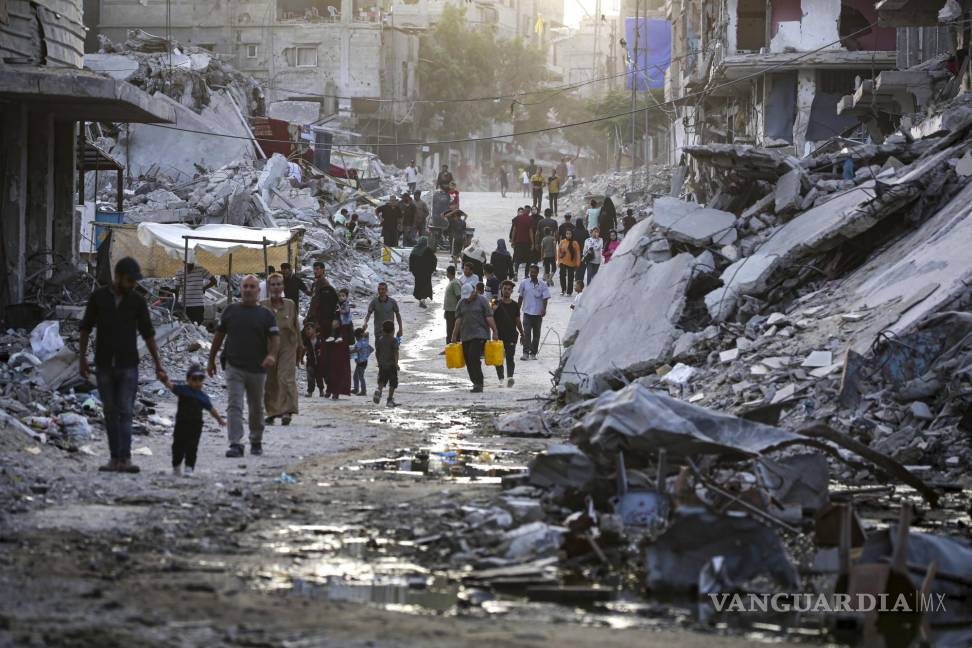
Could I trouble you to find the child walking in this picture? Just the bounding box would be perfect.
[166,364,225,476]
[372,320,400,407]
[540,227,557,286]
[350,327,374,396]
[300,321,324,397]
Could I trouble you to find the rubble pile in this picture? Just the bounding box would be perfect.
[390,386,971,640]
[0,306,192,452]
[551,95,972,481]
[92,29,264,116]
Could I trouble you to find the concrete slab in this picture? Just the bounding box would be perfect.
[774,168,803,213]
[84,53,139,81]
[842,178,972,352]
[116,90,254,181]
[268,100,322,125]
[652,197,736,247]
[706,183,877,320]
[561,252,695,393]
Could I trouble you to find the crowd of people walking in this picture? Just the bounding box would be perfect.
[79,162,640,477]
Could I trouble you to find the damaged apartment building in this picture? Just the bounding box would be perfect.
[663,0,955,156]
[0,0,172,319]
[87,0,420,146]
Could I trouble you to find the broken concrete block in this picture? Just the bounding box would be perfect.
[660,363,697,386]
[652,197,736,247]
[561,253,695,393]
[955,151,972,177]
[774,168,803,213]
[908,401,934,420]
[719,348,739,363]
[766,312,788,326]
[771,383,797,404]
[810,362,843,378]
[713,227,738,246]
[672,331,700,358]
[801,350,833,368]
[720,244,739,262]
[736,336,753,351]
[713,184,877,314]
[694,250,716,273]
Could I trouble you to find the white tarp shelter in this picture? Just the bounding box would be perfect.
[106,223,303,278]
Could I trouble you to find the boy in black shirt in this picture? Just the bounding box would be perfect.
[492,280,524,387]
[165,364,225,476]
[372,320,400,407]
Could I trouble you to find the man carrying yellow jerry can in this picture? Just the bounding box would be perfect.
[447,283,500,393]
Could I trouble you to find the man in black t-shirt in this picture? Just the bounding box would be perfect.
[376,197,402,247]
[491,280,524,387]
[79,257,169,474]
[208,274,280,458]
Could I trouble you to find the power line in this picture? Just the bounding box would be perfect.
[140,22,882,149]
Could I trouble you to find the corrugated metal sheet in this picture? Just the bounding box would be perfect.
[36,3,85,67]
[0,0,42,64]
[0,0,84,67]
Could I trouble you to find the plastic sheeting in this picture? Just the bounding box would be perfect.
[572,384,805,462]
[107,223,302,278]
[625,18,672,90]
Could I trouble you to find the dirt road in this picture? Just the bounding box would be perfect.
[0,192,757,647]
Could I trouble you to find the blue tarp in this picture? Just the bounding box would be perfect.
[625,18,672,91]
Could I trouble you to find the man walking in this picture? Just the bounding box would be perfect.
[509,207,535,279]
[530,167,545,210]
[413,190,430,239]
[208,275,280,458]
[280,262,310,305]
[517,264,550,361]
[405,160,418,194]
[452,283,498,393]
[363,282,403,338]
[547,171,561,217]
[558,212,575,241]
[400,192,417,246]
[498,165,509,198]
[492,280,523,387]
[79,257,168,474]
[175,262,216,325]
[376,196,402,248]
[436,164,454,191]
[443,265,462,344]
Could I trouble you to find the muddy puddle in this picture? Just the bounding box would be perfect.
[342,444,526,484]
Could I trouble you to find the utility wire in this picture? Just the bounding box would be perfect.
[140,22,882,149]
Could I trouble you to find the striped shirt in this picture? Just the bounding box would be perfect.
[176,266,211,307]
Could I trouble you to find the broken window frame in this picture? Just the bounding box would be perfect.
[245,44,259,59]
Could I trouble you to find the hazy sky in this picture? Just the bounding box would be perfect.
[562,0,620,28]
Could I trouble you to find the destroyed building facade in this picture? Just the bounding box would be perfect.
[88,0,420,144]
[664,0,904,156]
[0,0,173,315]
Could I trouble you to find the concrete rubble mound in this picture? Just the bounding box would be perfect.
[448,85,972,629]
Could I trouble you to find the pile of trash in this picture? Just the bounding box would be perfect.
[0,305,193,451]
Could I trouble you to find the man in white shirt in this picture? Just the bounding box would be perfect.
[517,264,550,361]
[175,262,216,324]
[258,266,276,301]
[405,160,419,194]
[459,261,480,289]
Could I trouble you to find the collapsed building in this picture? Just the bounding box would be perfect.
[86,0,420,149]
[662,0,956,156]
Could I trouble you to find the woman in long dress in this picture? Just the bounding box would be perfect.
[313,278,352,399]
[262,273,300,425]
[409,236,437,308]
